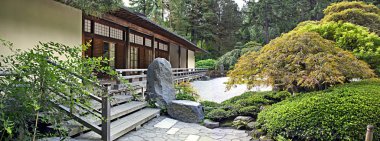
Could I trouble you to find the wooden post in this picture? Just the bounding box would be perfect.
[102,84,111,141]
[366,125,375,141]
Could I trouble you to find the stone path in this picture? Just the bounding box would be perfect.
[191,77,272,103]
[117,116,252,141]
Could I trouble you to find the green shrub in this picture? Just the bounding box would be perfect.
[238,106,259,117]
[200,101,220,108]
[215,41,262,70]
[175,82,198,101]
[195,59,216,69]
[264,91,292,102]
[323,1,380,15]
[227,32,375,93]
[0,41,117,140]
[206,91,290,121]
[206,108,230,120]
[257,79,380,141]
[322,1,380,35]
[176,93,196,101]
[296,21,380,75]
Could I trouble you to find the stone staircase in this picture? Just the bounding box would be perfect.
[57,85,161,141]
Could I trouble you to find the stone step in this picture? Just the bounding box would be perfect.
[75,108,161,141]
[66,101,147,136]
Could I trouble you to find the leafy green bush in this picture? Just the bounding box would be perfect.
[176,93,196,101]
[215,41,262,70]
[195,59,216,69]
[206,108,230,120]
[296,21,380,75]
[323,1,380,15]
[0,40,117,140]
[227,32,375,93]
[200,101,220,108]
[206,91,291,121]
[238,106,259,116]
[175,82,198,101]
[257,79,380,141]
[322,1,380,35]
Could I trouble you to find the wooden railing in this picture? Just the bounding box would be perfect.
[0,60,115,141]
[115,68,208,88]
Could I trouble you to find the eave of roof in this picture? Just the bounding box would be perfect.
[110,7,207,53]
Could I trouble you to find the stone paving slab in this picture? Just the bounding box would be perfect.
[154,118,178,129]
[116,116,252,141]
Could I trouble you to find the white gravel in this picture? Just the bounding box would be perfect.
[191,77,272,103]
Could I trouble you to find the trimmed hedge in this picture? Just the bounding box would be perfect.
[204,91,291,121]
[195,59,217,69]
[257,79,380,141]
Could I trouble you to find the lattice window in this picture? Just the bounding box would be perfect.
[154,41,158,49]
[135,35,144,45]
[84,19,91,33]
[94,22,109,37]
[163,44,168,51]
[129,33,135,43]
[110,27,123,40]
[145,38,152,47]
[159,43,164,50]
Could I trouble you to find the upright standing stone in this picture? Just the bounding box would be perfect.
[146,58,176,109]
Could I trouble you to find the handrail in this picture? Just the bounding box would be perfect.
[116,68,208,88]
[1,60,112,140]
[46,59,103,88]
[48,87,102,116]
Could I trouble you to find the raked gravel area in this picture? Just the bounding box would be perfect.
[191,77,272,103]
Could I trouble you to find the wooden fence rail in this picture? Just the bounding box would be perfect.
[115,68,208,89]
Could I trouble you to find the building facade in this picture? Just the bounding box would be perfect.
[82,8,204,69]
[0,0,204,69]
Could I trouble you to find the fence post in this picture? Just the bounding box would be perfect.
[366,125,374,141]
[101,84,111,141]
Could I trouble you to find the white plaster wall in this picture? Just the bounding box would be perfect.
[188,50,195,68]
[0,0,82,58]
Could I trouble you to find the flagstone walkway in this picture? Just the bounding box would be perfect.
[117,116,252,141]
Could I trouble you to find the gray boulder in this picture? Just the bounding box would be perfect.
[167,100,204,123]
[204,119,219,129]
[247,122,259,130]
[146,58,176,109]
[234,116,254,123]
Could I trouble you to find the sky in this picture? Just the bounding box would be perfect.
[122,0,246,9]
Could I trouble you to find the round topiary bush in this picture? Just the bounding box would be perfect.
[257,79,380,141]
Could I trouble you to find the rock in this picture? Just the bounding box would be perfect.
[200,76,210,81]
[204,119,219,129]
[259,136,274,141]
[234,116,254,123]
[250,129,264,139]
[146,58,176,109]
[247,122,259,130]
[167,100,204,123]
